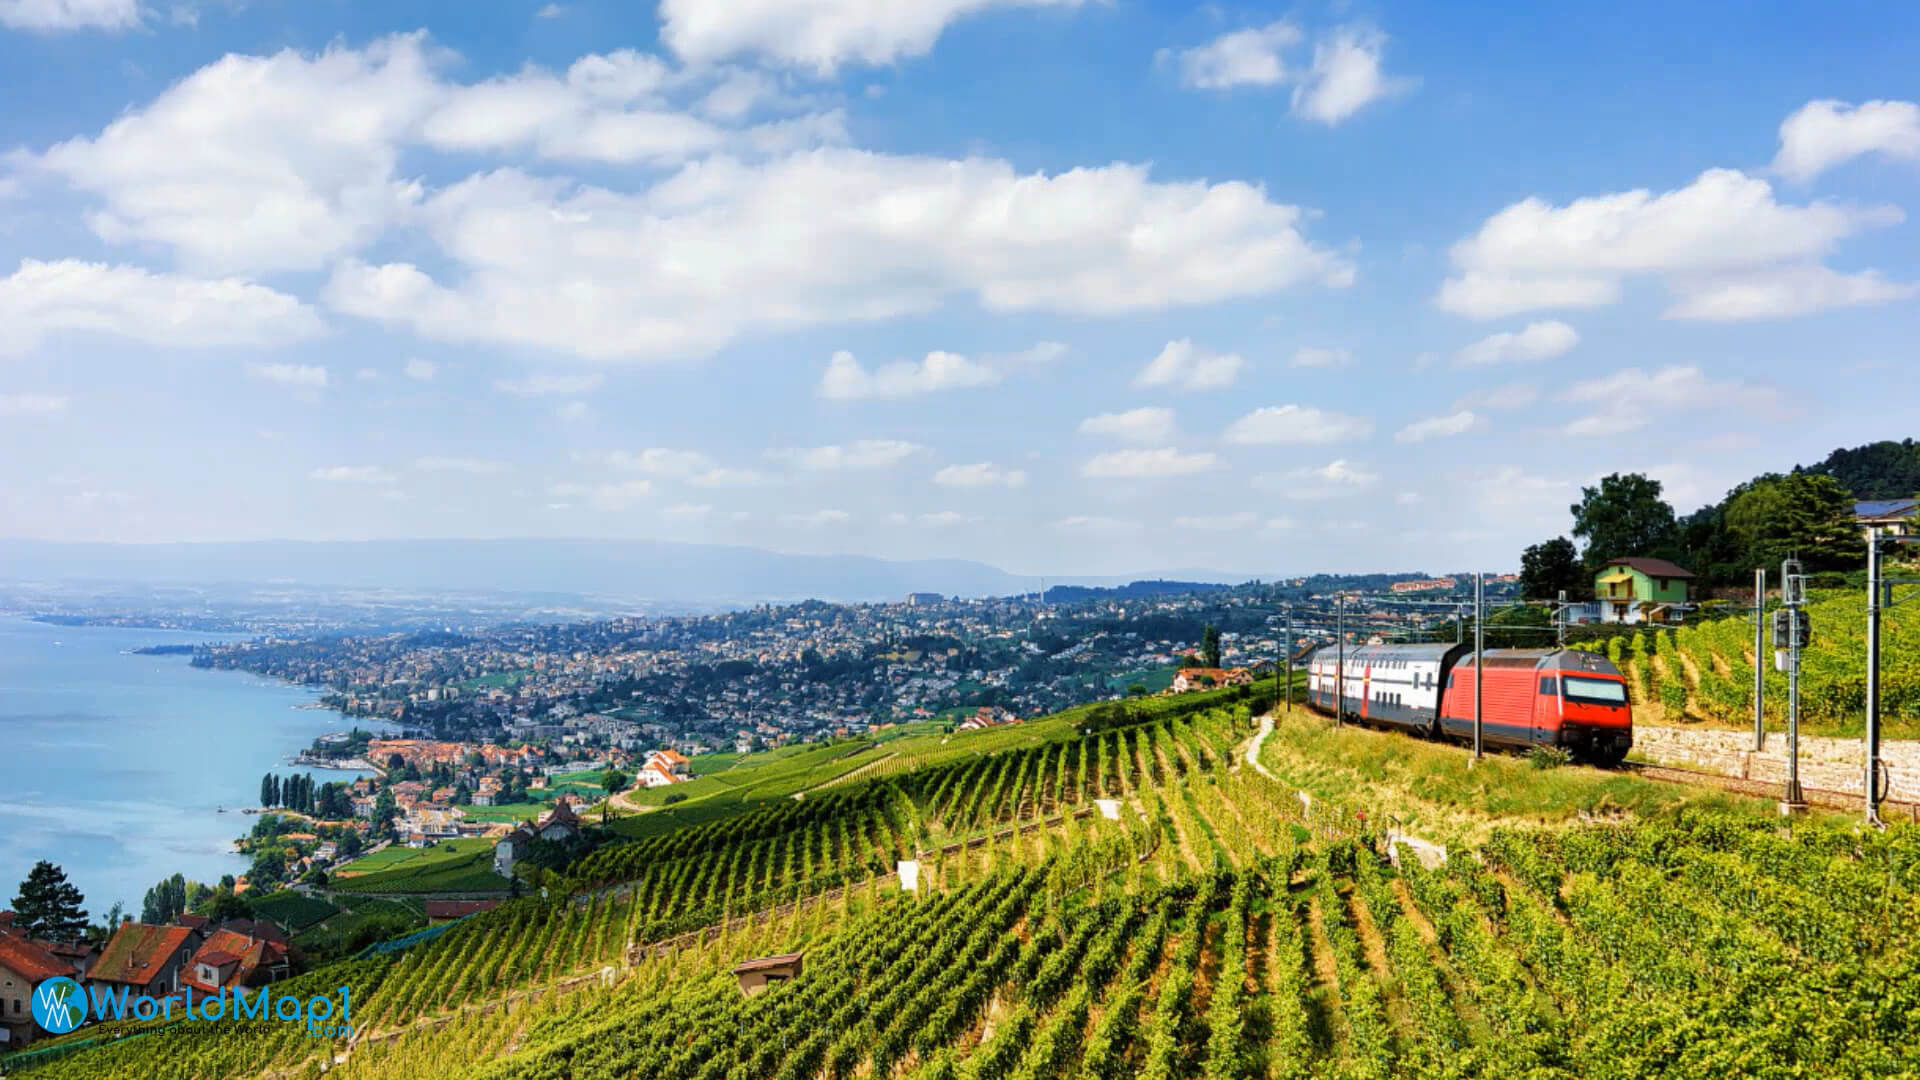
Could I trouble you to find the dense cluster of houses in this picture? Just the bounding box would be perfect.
[0,911,291,1047]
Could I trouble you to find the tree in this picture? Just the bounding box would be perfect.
[1126,682,1148,697]
[1518,537,1585,600]
[1725,472,1866,572]
[371,788,400,841]
[12,861,89,942]
[601,769,630,794]
[260,773,275,808]
[1570,473,1677,571]
[141,873,189,924]
[1804,438,1920,500]
[1178,654,1204,669]
[1201,625,1221,669]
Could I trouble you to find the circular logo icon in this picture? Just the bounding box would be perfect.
[32,976,87,1034]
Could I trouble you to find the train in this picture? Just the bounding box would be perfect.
[1304,643,1633,765]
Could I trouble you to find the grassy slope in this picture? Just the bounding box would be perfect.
[331,837,509,893]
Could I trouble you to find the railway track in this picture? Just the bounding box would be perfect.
[1620,760,1920,822]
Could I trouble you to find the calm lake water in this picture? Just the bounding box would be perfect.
[0,616,367,917]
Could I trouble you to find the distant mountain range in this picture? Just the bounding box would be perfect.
[0,539,1260,606]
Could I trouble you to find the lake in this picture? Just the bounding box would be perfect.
[0,616,368,918]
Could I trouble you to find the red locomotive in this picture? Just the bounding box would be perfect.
[1305,643,1632,765]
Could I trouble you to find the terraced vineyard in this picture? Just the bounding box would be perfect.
[14,696,1920,1080]
[1589,587,1920,736]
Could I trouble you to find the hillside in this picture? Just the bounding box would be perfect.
[1585,588,1920,738]
[13,682,1919,1079]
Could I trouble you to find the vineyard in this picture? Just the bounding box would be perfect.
[14,693,1920,1080]
[1577,588,1920,738]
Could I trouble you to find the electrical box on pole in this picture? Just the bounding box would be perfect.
[1778,555,1807,812]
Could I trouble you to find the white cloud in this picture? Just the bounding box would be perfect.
[0,392,69,416]
[1436,168,1904,319]
[1078,407,1175,444]
[535,2,564,16]
[0,0,141,32]
[28,35,439,274]
[354,367,380,381]
[1395,492,1421,506]
[1290,27,1413,126]
[589,448,716,475]
[413,456,506,474]
[1453,383,1539,411]
[663,502,712,519]
[311,465,396,485]
[1221,404,1373,445]
[933,462,1027,488]
[767,439,923,470]
[918,510,983,527]
[1663,264,1919,321]
[548,479,653,509]
[997,341,1069,367]
[1394,410,1478,443]
[1168,20,1300,90]
[403,357,437,381]
[0,259,323,356]
[495,373,605,396]
[688,467,773,487]
[1173,511,1258,531]
[1452,320,1578,367]
[1134,339,1246,391]
[1081,448,1219,479]
[1256,459,1380,499]
[246,362,329,389]
[554,401,590,421]
[1773,99,1920,183]
[1558,365,1785,437]
[326,153,1350,361]
[1055,515,1140,533]
[1289,346,1351,368]
[783,508,852,527]
[657,0,1088,72]
[818,348,1000,400]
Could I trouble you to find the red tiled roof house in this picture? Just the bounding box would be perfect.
[87,923,196,999]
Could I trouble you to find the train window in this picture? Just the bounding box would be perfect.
[1539,677,1558,695]
[1563,675,1628,705]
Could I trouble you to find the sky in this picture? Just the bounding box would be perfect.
[1,0,1918,578]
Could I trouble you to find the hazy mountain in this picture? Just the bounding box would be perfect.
[0,539,1258,606]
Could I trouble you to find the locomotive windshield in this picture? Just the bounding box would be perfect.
[1562,675,1628,705]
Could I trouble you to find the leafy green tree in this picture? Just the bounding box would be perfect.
[1127,682,1148,696]
[12,861,89,942]
[1571,472,1677,571]
[1201,625,1221,669]
[371,787,400,841]
[601,769,630,794]
[1519,537,1585,599]
[260,773,275,808]
[141,873,189,924]
[1804,438,1920,500]
[1177,654,1204,669]
[1725,472,1866,571]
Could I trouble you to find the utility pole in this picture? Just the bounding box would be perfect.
[1866,529,1884,827]
[1283,604,1294,712]
[1472,571,1484,761]
[1752,568,1766,752]
[1334,595,1345,727]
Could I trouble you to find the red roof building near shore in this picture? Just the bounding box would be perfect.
[90,923,197,994]
[0,934,73,983]
[177,927,290,995]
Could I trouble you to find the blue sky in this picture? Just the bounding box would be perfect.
[2,0,1917,577]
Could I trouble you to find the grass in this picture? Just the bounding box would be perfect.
[249,890,339,931]
[293,895,424,954]
[331,838,510,894]
[604,680,1276,839]
[453,801,551,823]
[1255,704,1824,846]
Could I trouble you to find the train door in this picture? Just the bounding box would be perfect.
[1533,672,1561,746]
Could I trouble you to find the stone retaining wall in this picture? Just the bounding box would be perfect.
[1633,724,1920,803]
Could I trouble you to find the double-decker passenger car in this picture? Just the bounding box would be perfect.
[1307,643,1632,764]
